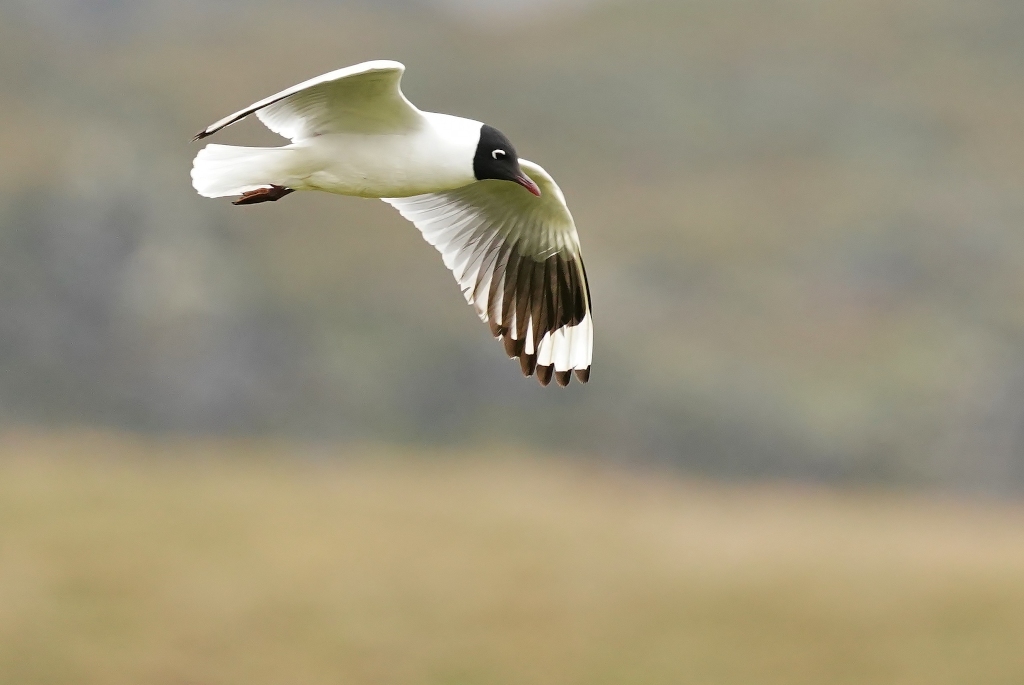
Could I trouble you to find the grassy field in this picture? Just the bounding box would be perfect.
[1,432,1024,685]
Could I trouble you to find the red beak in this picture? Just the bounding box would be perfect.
[514,173,542,197]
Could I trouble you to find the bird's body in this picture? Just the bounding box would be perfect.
[195,111,481,198]
[191,60,592,386]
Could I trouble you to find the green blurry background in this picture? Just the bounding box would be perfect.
[2,0,1024,682]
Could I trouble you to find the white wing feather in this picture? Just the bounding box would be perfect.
[193,60,423,141]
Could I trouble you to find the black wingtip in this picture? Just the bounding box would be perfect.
[537,365,553,387]
[554,370,572,387]
[192,130,210,142]
[502,335,524,359]
[519,353,538,377]
[574,367,591,384]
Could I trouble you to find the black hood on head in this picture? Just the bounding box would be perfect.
[473,124,522,182]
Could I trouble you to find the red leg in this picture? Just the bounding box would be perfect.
[232,185,296,205]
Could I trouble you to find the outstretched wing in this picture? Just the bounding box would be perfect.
[384,160,593,387]
[193,60,423,141]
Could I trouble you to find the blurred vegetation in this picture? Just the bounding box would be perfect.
[2,432,1024,684]
[1,0,1024,487]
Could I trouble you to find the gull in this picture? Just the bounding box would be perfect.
[191,60,591,386]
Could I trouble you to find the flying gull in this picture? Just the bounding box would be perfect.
[191,60,592,386]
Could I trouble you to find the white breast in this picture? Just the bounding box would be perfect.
[289,113,482,198]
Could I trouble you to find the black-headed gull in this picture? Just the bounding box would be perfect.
[191,60,591,386]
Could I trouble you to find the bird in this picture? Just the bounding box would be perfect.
[191,60,591,386]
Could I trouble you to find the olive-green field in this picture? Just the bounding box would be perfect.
[2,432,1023,685]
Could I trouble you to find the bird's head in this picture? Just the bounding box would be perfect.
[473,124,541,196]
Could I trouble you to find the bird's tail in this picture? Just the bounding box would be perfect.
[191,144,298,198]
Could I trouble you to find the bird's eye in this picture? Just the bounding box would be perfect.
[492,149,507,160]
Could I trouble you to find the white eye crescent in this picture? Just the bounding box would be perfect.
[492,149,507,160]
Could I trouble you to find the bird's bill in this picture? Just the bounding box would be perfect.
[514,173,542,197]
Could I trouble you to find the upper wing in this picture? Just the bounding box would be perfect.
[193,60,423,141]
[384,160,593,387]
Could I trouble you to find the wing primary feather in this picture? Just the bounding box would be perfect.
[529,257,548,346]
[520,352,538,376]
[487,241,514,335]
[470,236,504,307]
[502,247,524,334]
[502,333,525,358]
[560,256,576,326]
[537,365,554,386]
[544,257,559,334]
[514,252,540,342]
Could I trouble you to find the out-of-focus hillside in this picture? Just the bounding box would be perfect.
[2,432,1024,685]
[2,0,1024,487]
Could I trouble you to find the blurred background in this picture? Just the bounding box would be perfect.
[2,0,1024,682]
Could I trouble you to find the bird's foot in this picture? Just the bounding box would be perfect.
[232,185,295,205]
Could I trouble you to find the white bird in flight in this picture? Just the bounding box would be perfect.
[191,60,591,386]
